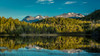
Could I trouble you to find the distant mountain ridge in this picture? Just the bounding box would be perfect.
[22,15,49,23]
[22,13,85,23]
[54,13,84,18]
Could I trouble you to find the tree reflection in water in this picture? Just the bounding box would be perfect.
[0,36,100,52]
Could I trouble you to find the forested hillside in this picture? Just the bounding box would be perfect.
[0,16,92,34]
[83,10,100,21]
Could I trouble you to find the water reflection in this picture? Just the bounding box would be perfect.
[0,36,100,56]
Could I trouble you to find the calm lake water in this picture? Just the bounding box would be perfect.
[0,36,100,56]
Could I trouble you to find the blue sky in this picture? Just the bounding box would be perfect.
[0,0,100,20]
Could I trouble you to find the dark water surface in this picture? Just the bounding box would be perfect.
[0,36,100,56]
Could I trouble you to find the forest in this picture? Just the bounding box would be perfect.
[0,16,96,34]
[0,14,100,53]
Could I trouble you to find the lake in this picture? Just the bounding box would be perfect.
[0,36,100,56]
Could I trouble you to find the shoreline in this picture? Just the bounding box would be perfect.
[0,33,91,36]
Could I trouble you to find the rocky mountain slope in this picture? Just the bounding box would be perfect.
[54,13,84,18]
[22,13,84,23]
[22,15,49,23]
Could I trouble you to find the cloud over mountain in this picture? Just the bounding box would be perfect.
[65,1,77,4]
[36,0,54,4]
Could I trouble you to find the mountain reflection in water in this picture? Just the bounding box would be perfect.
[0,36,100,56]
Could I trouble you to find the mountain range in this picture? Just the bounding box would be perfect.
[54,13,84,18]
[22,15,49,23]
[22,10,100,23]
[22,13,85,23]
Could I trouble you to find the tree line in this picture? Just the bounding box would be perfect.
[0,16,92,34]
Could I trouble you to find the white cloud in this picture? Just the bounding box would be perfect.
[65,1,77,4]
[83,2,87,4]
[48,0,53,2]
[50,2,54,3]
[36,0,54,4]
